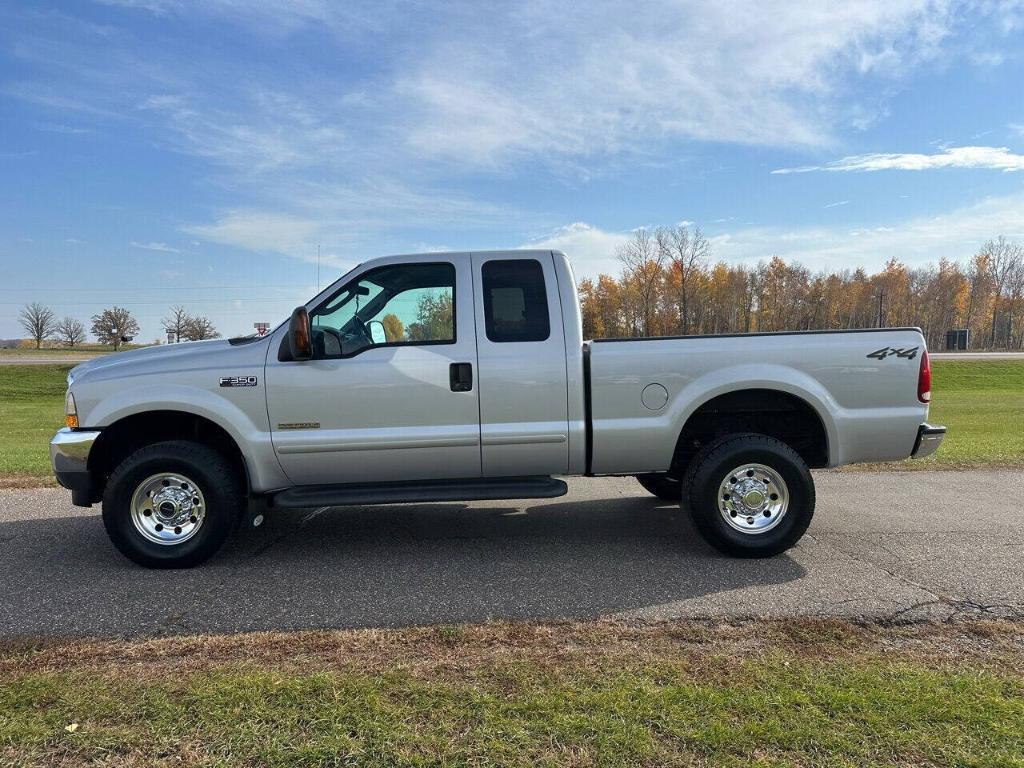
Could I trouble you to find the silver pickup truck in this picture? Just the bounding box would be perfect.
[51,250,945,568]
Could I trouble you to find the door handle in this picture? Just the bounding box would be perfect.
[449,362,473,392]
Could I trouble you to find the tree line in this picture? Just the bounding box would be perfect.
[17,303,220,349]
[579,226,1024,350]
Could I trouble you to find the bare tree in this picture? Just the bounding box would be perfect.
[161,305,190,343]
[1005,255,1024,349]
[981,236,1023,346]
[658,224,709,334]
[617,228,665,337]
[91,306,140,351]
[19,302,57,349]
[181,315,220,341]
[54,316,87,347]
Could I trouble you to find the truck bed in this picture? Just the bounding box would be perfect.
[584,327,929,474]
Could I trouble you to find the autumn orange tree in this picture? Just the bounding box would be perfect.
[579,227,1024,350]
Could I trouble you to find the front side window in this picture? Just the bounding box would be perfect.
[482,259,550,343]
[310,262,455,357]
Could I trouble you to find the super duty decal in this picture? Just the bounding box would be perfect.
[219,375,258,387]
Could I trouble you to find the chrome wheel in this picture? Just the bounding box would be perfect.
[129,472,206,545]
[717,463,789,535]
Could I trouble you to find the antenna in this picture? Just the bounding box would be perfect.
[316,244,321,291]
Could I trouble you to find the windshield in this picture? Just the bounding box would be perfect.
[309,262,456,357]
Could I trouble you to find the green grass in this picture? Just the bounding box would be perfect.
[1,621,1022,767]
[0,365,70,483]
[0,359,1020,484]
[913,360,1024,469]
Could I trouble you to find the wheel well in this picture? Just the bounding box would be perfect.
[670,389,829,474]
[88,411,249,496]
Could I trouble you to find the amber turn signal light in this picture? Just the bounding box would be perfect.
[64,390,78,429]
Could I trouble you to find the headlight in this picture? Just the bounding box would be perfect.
[65,390,79,429]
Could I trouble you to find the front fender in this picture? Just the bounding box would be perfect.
[83,384,288,493]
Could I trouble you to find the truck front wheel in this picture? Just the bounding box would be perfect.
[102,440,244,568]
[682,433,814,558]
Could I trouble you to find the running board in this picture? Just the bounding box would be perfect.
[270,475,568,509]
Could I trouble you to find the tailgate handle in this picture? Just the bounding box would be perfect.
[449,362,473,392]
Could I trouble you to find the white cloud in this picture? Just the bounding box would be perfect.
[521,222,631,278]
[36,122,93,135]
[398,0,964,166]
[67,1,998,172]
[182,183,522,265]
[824,200,851,208]
[184,211,320,259]
[773,145,1024,174]
[130,240,180,253]
[139,92,349,173]
[14,0,1022,273]
[712,193,1024,270]
[95,0,178,11]
[538,194,1024,279]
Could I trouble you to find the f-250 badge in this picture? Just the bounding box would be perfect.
[866,346,918,360]
[219,375,258,387]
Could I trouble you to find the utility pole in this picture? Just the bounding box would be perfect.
[876,288,885,328]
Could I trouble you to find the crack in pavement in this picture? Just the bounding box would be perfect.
[803,532,949,620]
[807,532,1024,623]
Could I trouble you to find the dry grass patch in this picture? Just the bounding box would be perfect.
[2,620,1023,767]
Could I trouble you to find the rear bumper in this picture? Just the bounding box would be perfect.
[911,423,946,460]
[50,428,101,506]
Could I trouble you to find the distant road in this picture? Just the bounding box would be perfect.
[0,354,98,366]
[929,352,1024,360]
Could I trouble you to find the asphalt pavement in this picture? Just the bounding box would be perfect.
[1,471,1020,637]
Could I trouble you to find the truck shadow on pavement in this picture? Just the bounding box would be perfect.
[0,494,806,637]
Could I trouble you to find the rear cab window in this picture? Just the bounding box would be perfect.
[481,259,550,343]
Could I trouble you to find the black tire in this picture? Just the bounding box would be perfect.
[635,472,683,501]
[102,440,244,568]
[682,433,814,558]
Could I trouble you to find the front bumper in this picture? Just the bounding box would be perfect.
[911,423,946,459]
[50,428,101,506]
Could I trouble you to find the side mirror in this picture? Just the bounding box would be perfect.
[288,306,312,361]
[367,320,387,345]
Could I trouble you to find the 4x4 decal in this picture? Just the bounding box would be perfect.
[866,346,918,360]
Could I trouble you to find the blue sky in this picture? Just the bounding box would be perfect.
[2,0,1024,341]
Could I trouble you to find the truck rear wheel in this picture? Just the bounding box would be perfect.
[682,433,814,558]
[102,440,244,568]
[634,473,683,500]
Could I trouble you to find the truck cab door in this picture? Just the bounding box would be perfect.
[264,254,481,485]
[470,252,569,476]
